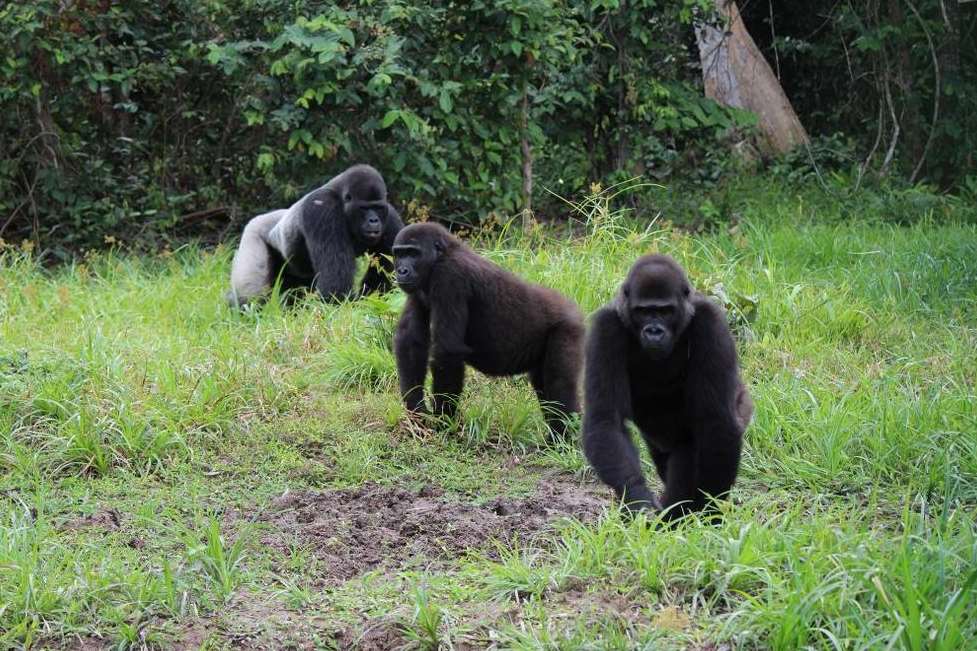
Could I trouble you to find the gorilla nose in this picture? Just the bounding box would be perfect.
[643,324,666,340]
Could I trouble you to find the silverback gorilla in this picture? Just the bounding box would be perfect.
[226,165,403,307]
[392,223,584,443]
[583,255,753,520]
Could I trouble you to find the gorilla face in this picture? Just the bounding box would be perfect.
[392,224,446,294]
[617,255,694,360]
[342,168,389,246]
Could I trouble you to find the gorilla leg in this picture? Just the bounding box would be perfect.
[431,356,465,419]
[228,210,286,307]
[694,433,742,512]
[660,444,699,520]
[531,324,583,442]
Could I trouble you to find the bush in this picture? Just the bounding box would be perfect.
[0,0,750,254]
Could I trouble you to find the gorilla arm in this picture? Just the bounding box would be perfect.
[395,297,431,414]
[582,307,658,510]
[428,270,472,418]
[682,296,745,508]
[298,186,357,302]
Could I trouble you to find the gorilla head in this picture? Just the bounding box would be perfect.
[337,164,390,247]
[615,254,694,360]
[391,223,452,295]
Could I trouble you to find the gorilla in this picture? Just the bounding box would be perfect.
[583,254,753,520]
[392,223,584,443]
[226,164,403,307]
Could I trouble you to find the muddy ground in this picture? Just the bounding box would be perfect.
[65,473,622,650]
[254,472,611,584]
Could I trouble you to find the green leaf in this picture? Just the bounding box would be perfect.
[336,26,355,46]
[381,109,400,128]
[439,92,453,114]
[257,152,275,171]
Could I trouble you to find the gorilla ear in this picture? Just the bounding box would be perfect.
[433,236,446,255]
[613,284,631,326]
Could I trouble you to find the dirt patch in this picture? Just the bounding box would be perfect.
[66,636,110,651]
[162,593,328,651]
[255,473,610,583]
[61,508,122,532]
[165,621,211,651]
[333,617,412,651]
[547,584,644,621]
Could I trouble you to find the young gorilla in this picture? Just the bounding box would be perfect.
[226,164,403,307]
[392,223,584,442]
[583,255,753,520]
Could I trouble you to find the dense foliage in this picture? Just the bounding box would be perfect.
[740,0,976,189]
[1,0,974,254]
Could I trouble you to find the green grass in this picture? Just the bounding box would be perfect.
[1,179,976,649]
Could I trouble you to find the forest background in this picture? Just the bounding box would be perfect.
[1,0,975,259]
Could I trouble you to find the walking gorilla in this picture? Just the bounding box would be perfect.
[226,164,403,307]
[583,254,753,520]
[392,223,584,443]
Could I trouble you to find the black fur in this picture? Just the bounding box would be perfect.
[583,255,753,520]
[392,223,584,442]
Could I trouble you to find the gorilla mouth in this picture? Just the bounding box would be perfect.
[396,281,419,295]
[363,229,383,242]
[641,342,672,360]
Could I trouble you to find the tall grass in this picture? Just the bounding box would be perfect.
[1,179,975,648]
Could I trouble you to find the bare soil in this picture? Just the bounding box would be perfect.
[61,508,122,532]
[332,616,413,651]
[254,472,610,583]
[68,474,614,650]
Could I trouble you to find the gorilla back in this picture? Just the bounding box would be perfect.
[226,164,403,307]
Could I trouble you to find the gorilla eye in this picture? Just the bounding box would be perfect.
[637,305,675,317]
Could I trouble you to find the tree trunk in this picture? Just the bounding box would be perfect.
[695,0,808,155]
[886,0,925,168]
